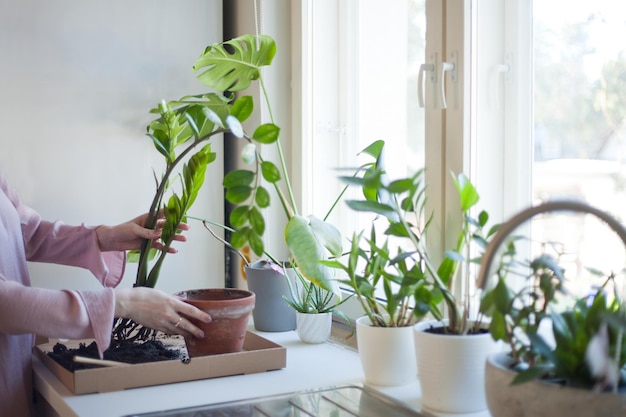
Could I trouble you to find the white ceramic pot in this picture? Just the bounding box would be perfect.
[485,351,626,417]
[414,319,500,413]
[356,316,417,387]
[296,312,332,344]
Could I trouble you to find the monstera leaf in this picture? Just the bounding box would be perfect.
[193,34,276,92]
[285,214,343,296]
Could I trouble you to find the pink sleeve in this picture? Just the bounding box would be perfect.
[0,174,126,357]
[2,175,126,286]
[0,280,116,356]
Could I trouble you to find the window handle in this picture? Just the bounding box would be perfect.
[417,63,435,108]
[440,61,456,109]
[491,59,511,109]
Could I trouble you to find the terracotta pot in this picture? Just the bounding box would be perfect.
[174,288,255,357]
[485,351,626,417]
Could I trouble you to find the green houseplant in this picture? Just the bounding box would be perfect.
[283,267,353,343]
[113,34,280,342]
[323,139,501,398]
[324,140,497,330]
[477,200,626,417]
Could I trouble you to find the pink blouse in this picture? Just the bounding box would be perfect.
[0,173,125,416]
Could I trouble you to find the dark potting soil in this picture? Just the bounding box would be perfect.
[424,325,490,335]
[48,339,187,372]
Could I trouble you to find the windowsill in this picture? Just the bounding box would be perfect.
[33,323,490,417]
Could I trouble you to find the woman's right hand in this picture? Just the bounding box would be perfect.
[114,287,211,339]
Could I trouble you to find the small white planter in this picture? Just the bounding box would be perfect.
[486,351,626,417]
[356,316,417,387]
[414,319,500,413]
[296,312,332,344]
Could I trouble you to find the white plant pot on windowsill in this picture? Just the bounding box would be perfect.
[296,312,332,344]
[413,319,500,414]
[356,315,417,387]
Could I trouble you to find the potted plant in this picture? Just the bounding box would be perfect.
[110,34,280,358]
[283,267,353,344]
[323,141,500,403]
[477,200,626,417]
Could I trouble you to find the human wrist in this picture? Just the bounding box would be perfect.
[114,288,131,318]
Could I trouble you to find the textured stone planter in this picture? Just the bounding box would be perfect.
[485,351,626,417]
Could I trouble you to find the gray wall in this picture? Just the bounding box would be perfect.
[0,0,226,294]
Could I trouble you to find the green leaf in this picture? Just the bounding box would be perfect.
[255,186,270,208]
[285,214,342,296]
[512,365,553,385]
[261,161,281,183]
[229,205,249,228]
[230,228,249,249]
[193,34,276,92]
[252,123,280,144]
[248,230,265,257]
[226,185,252,204]
[358,140,385,159]
[387,178,414,194]
[231,95,254,122]
[224,169,254,188]
[453,172,480,211]
[345,200,396,219]
[248,206,265,235]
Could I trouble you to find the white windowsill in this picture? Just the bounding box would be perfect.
[32,324,490,417]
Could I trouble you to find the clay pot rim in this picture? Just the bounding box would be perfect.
[174,288,255,303]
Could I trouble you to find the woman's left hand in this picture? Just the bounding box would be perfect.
[95,212,189,252]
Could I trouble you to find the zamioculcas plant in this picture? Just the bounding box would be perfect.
[114,34,279,341]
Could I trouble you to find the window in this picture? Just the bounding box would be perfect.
[297,0,626,312]
[531,0,626,287]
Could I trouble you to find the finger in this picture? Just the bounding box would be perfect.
[178,303,212,324]
[169,311,207,339]
[171,234,187,243]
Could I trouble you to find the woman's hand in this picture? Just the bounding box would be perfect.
[114,287,211,339]
[96,212,189,252]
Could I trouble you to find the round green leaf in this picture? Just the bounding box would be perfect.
[225,185,252,204]
[255,186,270,208]
[230,228,250,249]
[252,123,280,144]
[248,231,265,256]
[224,169,254,188]
[261,161,281,183]
[229,205,249,228]
[231,95,254,122]
[248,206,265,235]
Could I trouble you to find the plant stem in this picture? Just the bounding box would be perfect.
[258,76,298,219]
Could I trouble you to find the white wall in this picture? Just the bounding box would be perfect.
[0,0,226,294]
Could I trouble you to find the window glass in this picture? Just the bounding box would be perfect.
[532,0,626,292]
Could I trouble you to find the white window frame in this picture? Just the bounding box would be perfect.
[246,0,534,318]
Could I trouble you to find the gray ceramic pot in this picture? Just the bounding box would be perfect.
[244,260,296,332]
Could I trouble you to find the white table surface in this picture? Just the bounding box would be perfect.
[33,326,490,417]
